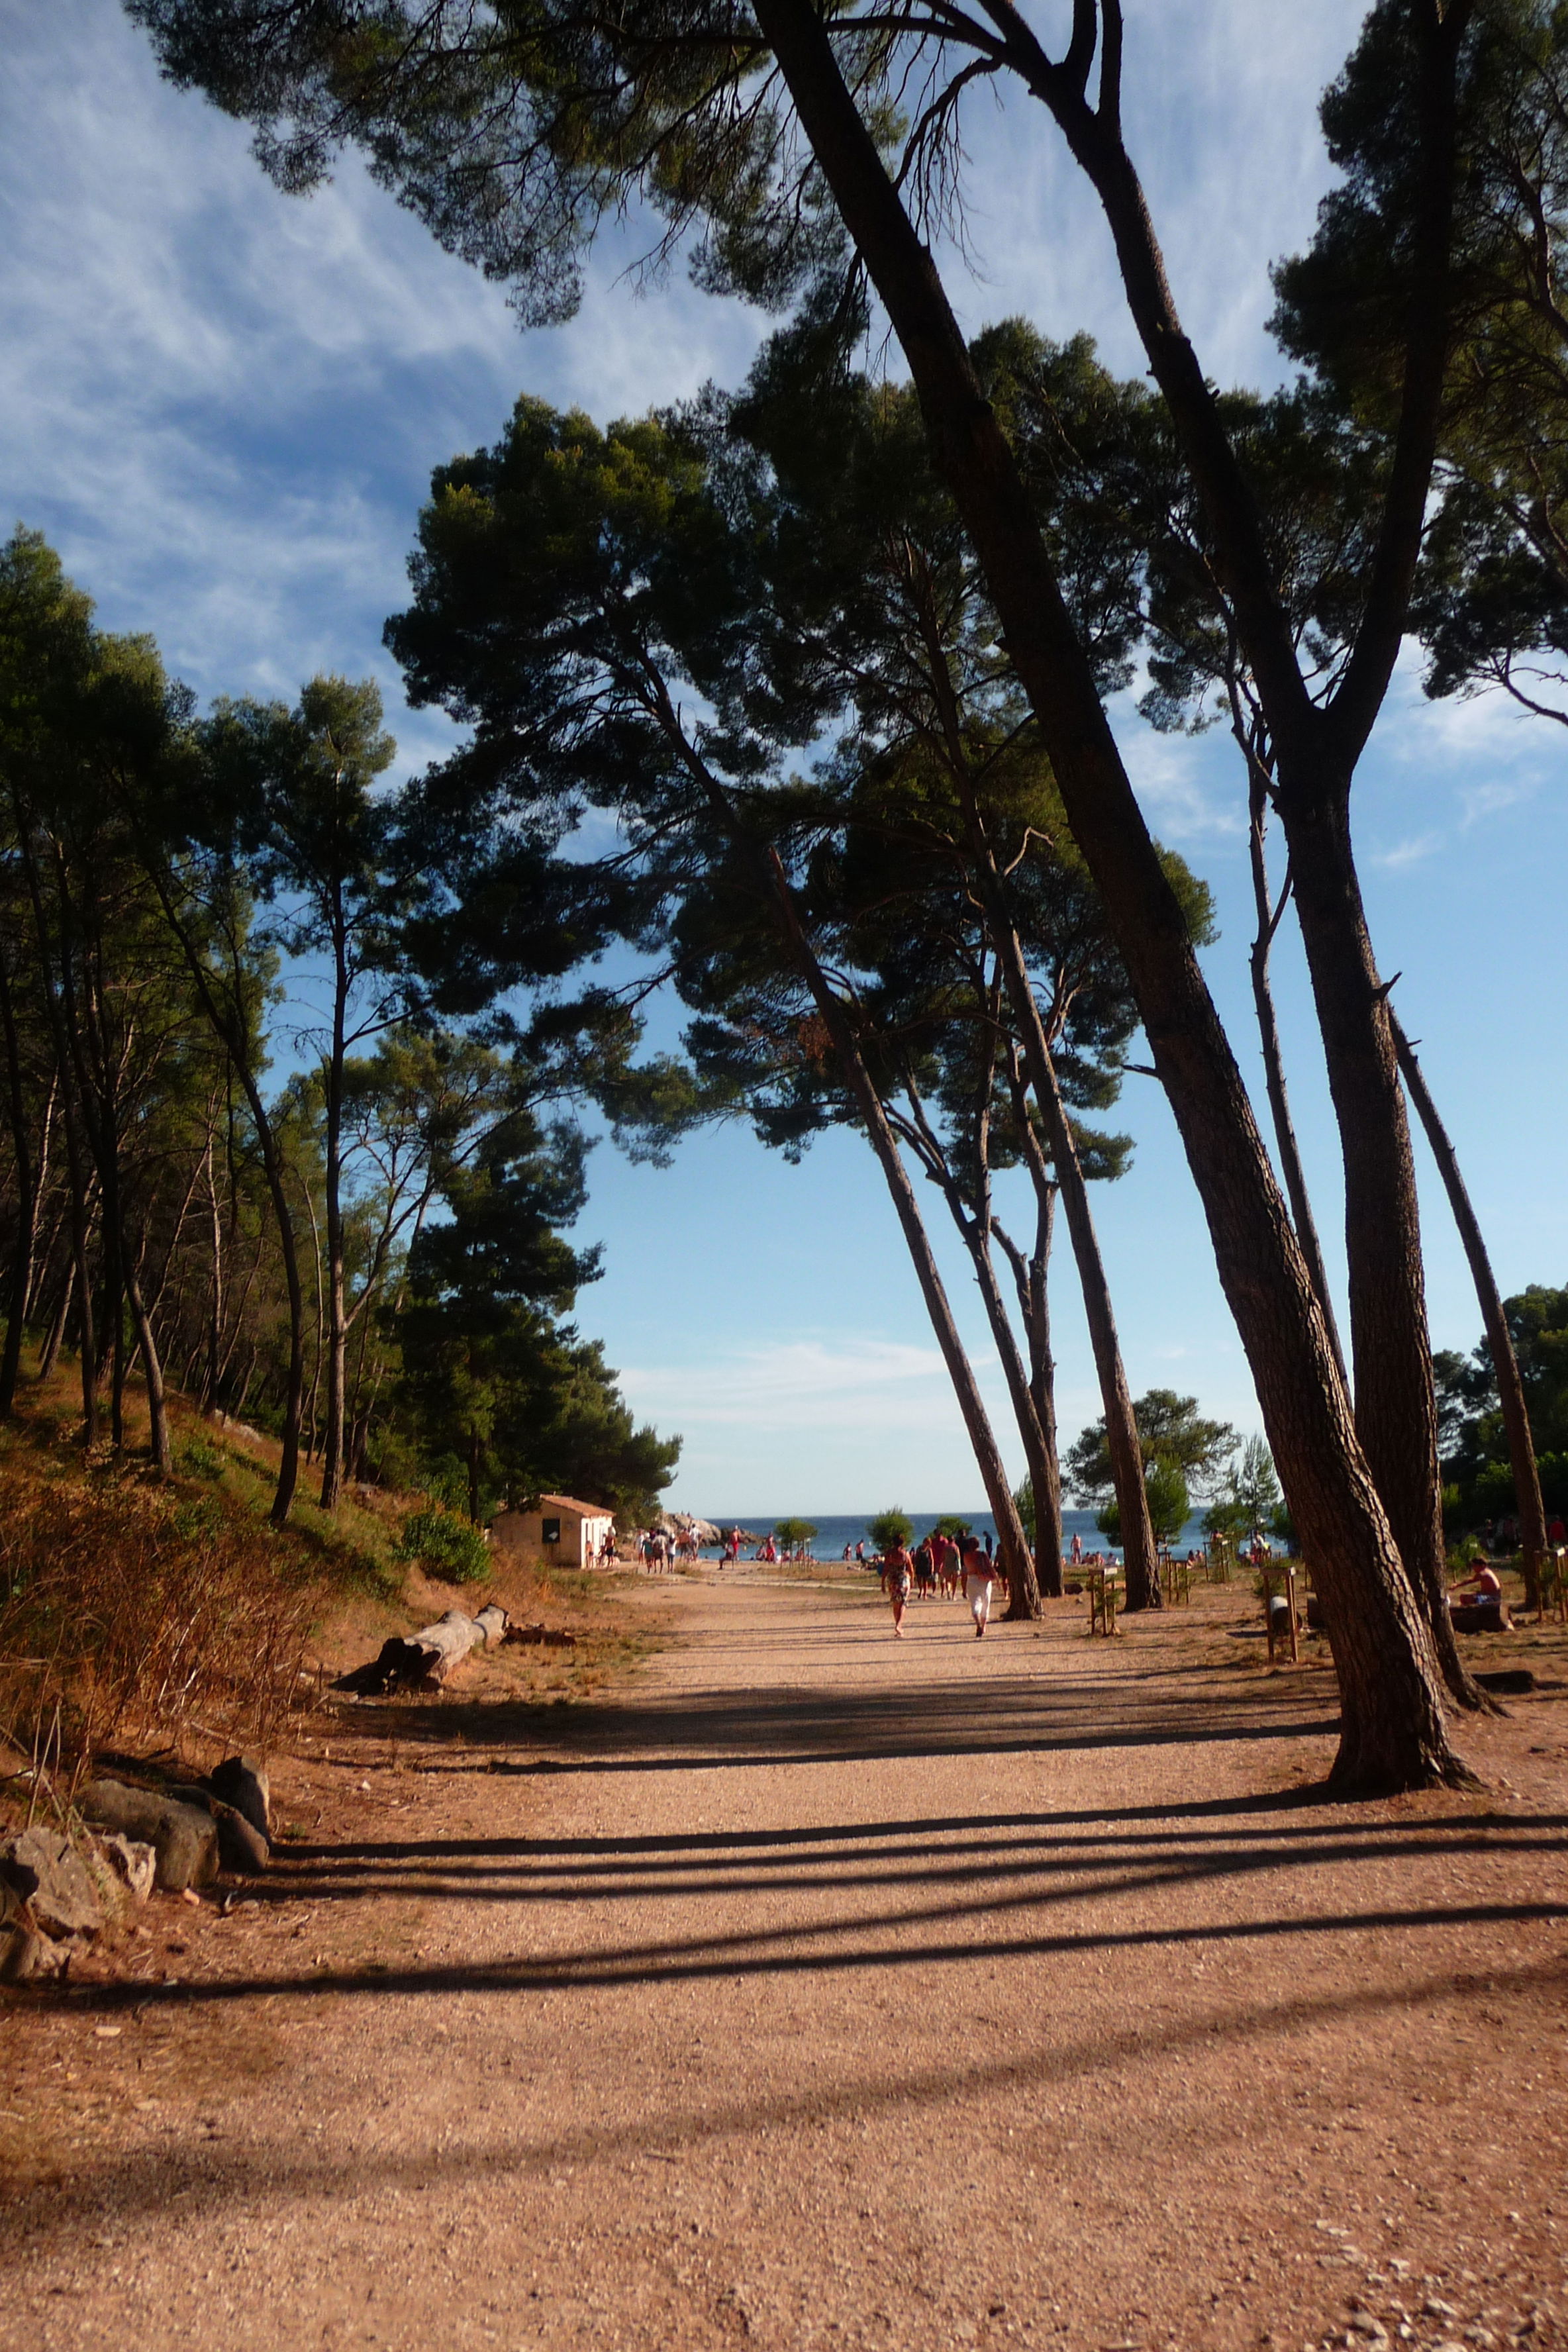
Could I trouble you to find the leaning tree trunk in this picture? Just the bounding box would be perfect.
[1245,761,1347,1387]
[154,885,306,1523]
[0,936,36,1418]
[754,0,1463,1790]
[641,670,1042,1614]
[930,1159,1061,1616]
[914,612,1161,1611]
[14,812,98,1444]
[757,852,1040,1614]
[1393,1012,1549,1614]
[1005,1088,1069,1599]
[1276,775,1483,1712]
[37,1256,73,1382]
[995,1183,1066,1598]
[318,920,350,1513]
[1025,1008,1158,1610]
[121,1244,172,1475]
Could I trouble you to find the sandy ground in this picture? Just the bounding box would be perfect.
[3,1568,1567,2352]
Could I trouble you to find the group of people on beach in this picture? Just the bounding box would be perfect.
[880,1531,1003,1639]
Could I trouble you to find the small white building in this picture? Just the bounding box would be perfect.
[491,1494,614,1571]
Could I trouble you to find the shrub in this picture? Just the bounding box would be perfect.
[394,1504,491,1585]
[773,1517,818,1555]
[868,1508,912,1554]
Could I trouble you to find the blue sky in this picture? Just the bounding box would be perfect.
[3,0,1564,1512]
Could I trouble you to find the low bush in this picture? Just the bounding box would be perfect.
[393,1504,491,1586]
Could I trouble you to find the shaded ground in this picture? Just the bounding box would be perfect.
[3,1570,1567,2352]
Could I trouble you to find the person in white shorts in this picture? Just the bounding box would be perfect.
[961,1539,995,1638]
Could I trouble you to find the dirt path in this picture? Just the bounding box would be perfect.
[4,1570,1568,2352]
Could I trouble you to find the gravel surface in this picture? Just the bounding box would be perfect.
[3,1569,1567,2352]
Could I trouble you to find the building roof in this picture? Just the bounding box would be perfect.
[535,1494,612,1519]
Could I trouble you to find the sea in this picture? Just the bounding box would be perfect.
[693,1507,1215,1563]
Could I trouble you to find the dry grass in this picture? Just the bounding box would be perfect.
[0,1455,329,1776]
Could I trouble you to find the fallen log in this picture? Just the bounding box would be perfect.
[334,1604,509,1696]
[500,1622,577,1650]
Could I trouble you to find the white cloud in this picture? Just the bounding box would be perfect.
[618,1335,979,1433]
[1366,832,1444,873]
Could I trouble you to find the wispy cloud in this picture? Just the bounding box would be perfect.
[618,1336,979,1434]
[1367,832,1444,873]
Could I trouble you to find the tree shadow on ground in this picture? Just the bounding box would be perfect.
[8,1946,1563,2245]
[324,1661,1348,1773]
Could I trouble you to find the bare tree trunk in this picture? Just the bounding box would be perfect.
[1000,1077,1065,1598]
[318,895,351,1512]
[13,810,98,1444]
[1243,756,1347,1387]
[135,858,306,1524]
[906,560,1159,1611]
[765,883,1038,1611]
[202,1131,223,1410]
[638,662,1041,1611]
[926,1153,1059,1616]
[1393,1012,1548,1614]
[0,934,35,1418]
[122,1250,172,1473]
[300,1170,324,1464]
[1279,781,1483,1711]
[995,1193,1065,1598]
[754,0,1462,1788]
[37,1255,73,1381]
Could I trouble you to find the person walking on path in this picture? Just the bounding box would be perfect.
[885,1540,914,1636]
[962,1538,997,1639]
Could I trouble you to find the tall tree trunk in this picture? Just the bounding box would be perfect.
[319,902,350,1512]
[638,660,1041,1612]
[13,809,98,1444]
[23,1095,60,1323]
[203,1131,224,1410]
[761,861,1039,1612]
[995,1186,1066,1599]
[135,855,306,1523]
[121,1245,172,1473]
[1024,1007,1158,1609]
[1392,1012,1548,1614]
[60,903,172,1475]
[755,0,1463,1788]
[1003,1075,1067,1598]
[1244,758,1347,1388]
[0,934,36,1418]
[1275,775,1483,1711]
[907,559,1160,1611]
[38,1255,73,1381]
[923,1148,1059,1616]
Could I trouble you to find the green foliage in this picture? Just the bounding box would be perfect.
[1099,1460,1189,1547]
[1435,1283,1568,1525]
[773,1518,818,1552]
[1067,1389,1238,1506]
[1271,1,1568,727]
[393,1504,491,1587]
[0,523,681,1534]
[1012,1481,1035,1546]
[867,1508,912,1554]
[932,1515,971,1540]
[1203,1435,1282,1539]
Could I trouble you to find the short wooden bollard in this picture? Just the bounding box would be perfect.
[1159,1556,1193,1606]
[1262,1564,1299,1665]
[1545,1548,1568,1628]
[1087,1567,1120,1636]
